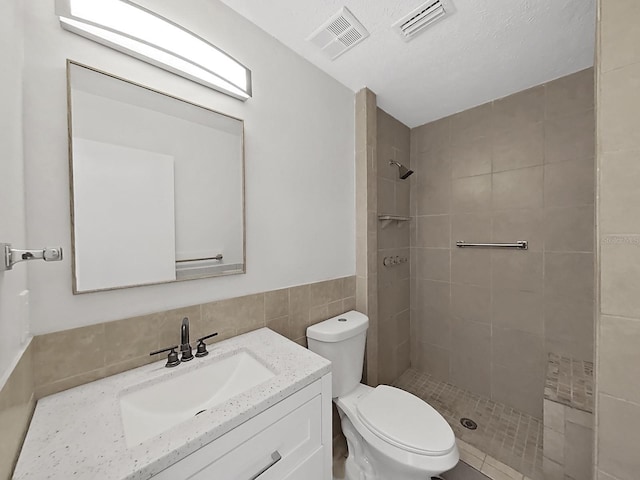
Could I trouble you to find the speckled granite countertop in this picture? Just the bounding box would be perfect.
[13,328,331,480]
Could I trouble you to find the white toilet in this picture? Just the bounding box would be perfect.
[307,311,459,480]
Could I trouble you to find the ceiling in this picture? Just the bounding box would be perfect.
[218,0,596,127]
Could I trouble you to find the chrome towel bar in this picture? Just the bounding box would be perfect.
[456,240,528,250]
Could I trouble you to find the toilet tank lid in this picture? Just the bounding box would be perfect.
[306,310,369,342]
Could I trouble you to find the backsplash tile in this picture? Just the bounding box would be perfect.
[31,276,356,399]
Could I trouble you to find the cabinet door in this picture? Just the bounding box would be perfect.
[189,395,321,480]
[281,448,324,480]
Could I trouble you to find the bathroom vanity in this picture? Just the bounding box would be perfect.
[13,329,332,479]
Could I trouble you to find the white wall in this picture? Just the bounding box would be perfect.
[22,0,355,334]
[0,1,29,383]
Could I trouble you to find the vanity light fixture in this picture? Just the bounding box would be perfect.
[55,0,252,100]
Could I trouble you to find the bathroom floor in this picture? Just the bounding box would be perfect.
[394,369,544,480]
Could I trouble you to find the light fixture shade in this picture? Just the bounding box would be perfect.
[55,0,252,101]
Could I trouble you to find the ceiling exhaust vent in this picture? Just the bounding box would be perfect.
[392,0,450,41]
[307,7,369,60]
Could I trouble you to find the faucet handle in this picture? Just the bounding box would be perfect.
[150,345,180,368]
[195,332,219,358]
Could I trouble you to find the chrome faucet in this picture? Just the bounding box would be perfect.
[180,317,194,362]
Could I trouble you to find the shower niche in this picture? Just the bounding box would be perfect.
[67,61,245,293]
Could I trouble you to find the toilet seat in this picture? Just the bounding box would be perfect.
[356,385,456,456]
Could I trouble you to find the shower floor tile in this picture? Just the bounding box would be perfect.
[394,369,544,480]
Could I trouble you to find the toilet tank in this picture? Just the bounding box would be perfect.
[307,311,369,398]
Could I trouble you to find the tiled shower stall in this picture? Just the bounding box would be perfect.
[362,68,595,480]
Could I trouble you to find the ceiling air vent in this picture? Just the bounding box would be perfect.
[392,0,449,41]
[307,7,369,60]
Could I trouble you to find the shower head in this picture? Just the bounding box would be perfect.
[389,160,414,180]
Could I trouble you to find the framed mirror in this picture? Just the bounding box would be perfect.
[67,61,245,294]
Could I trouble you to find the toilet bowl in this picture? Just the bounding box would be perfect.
[307,311,458,480]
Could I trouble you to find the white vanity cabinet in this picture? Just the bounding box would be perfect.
[153,375,332,480]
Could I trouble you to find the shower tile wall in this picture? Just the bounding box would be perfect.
[596,1,640,479]
[377,108,411,385]
[409,69,595,418]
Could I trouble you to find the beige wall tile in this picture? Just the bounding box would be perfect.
[492,362,544,418]
[289,284,310,339]
[451,283,491,324]
[396,181,410,217]
[452,174,492,213]
[598,394,640,480]
[544,205,595,252]
[492,327,544,372]
[33,323,106,387]
[450,102,493,143]
[492,289,544,335]
[599,315,640,403]
[265,288,289,321]
[416,215,450,248]
[309,278,343,307]
[600,149,640,235]
[493,122,544,172]
[413,147,451,182]
[414,116,450,153]
[565,421,594,480]
[600,62,640,153]
[544,157,595,208]
[104,314,160,365]
[452,212,492,246]
[543,426,565,464]
[600,0,640,72]
[545,252,594,304]
[451,349,491,397]
[378,177,395,213]
[451,249,490,286]
[493,85,545,132]
[545,109,595,164]
[450,136,493,178]
[492,208,544,252]
[416,177,451,215]
[415,342,450,381]
[377,142,396,181]
[396,310,410,345]
[545,68,594,119]
[597,470,620,480]
[415,247,450,281]
[600,240,640,317]
[492,250,543,292]
[0,345,34,480]
[396,340,410,378]
[543,399,565,433]
[544,294,594,361]
[451,317,491,396]
[492,166,543,210]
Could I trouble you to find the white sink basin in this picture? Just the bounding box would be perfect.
[119,350,275,447]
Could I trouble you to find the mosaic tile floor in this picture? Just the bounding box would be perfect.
[394,369,544,480]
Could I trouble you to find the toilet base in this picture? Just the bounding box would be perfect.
[334,384,458,480]
[339,407,455,480]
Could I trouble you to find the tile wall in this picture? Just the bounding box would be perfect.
[409,69,596,418]
[29,276,356,398]
[596,1,640,479]
[377,108,411,385]
[355,88,379,385]
[0,346,34,480]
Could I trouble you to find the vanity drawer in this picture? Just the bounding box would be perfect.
[191,395,321,479]
[154,379,326,480]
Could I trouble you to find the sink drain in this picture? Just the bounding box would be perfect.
[194,409,206,417]
[460,417,478,430]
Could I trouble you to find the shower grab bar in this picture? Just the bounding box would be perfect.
[456,240,528,250]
